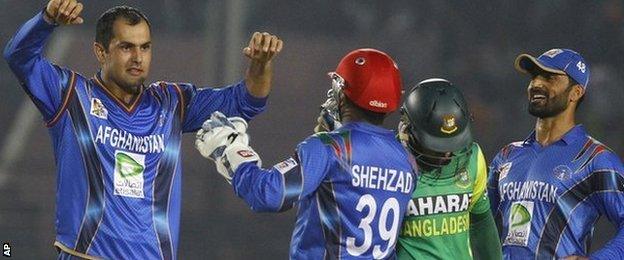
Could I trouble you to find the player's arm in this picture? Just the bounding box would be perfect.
[487,149,504,219]
[177,33,282,132]
[195,112,329,212]
[176,82,268,132]
[231,138,328,212]
[3,0,83,121]
[243,32,283,98]
[584,152,624,259]
[469,145,502,259]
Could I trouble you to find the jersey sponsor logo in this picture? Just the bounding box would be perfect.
[498,162,512,180]
[368,100,388,108]
[90,98,108,119]
[95,125,165,154]
[405,193,472,216]
[504,201,534,246]
[351,165,413,194]
[400,213,470,237]
[273,157,298,174]
[553,165,573,180]
[113,150,145,198]
[499,181,558,203]
[440,114,458,134]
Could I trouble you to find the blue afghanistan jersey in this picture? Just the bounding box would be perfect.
[4,11,267,260]
[232,122,417,259]
[487,125,624,259]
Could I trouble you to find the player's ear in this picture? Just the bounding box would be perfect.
[569,84,584,103]
[93,42,107,64]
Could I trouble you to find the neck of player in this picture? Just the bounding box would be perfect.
[101,70,140,106]
[534,107,576,146]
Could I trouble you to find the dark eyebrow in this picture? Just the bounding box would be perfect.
[118,41,136,47]
[141,42,152,47]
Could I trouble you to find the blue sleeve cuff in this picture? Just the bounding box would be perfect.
[37,8,59,28]
[240,80,268,108]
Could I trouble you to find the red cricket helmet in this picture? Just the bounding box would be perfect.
[334,48,402,113]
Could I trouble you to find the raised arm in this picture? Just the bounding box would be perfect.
[175,33,282,132]
[243,32,283,98]
[3,0,83,122]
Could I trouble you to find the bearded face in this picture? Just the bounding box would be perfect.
[528,84,572,118]
[526,72,574,118]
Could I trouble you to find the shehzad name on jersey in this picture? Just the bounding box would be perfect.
[94,125,166,154]
[351,164,414,194]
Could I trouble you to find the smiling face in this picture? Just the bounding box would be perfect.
[95,18,152,94]
[526,68,576,118]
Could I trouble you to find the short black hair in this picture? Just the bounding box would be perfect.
[95,6,151,51]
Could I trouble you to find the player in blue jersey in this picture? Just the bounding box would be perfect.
[196,48,417,259]
[3,0,282,259]
[487,48,624,259]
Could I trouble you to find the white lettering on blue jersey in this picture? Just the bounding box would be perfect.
[351,164,413,194]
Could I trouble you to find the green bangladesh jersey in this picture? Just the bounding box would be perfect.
[397,143,489,260]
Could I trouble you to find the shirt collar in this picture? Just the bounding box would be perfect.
[524,124,586,146]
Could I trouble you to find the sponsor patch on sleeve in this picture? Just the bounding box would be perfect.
[273,157,299,174]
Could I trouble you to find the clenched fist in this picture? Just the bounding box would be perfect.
[243,32,283,64]
[45,0,84,25]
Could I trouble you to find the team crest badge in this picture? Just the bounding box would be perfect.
[90,98,108,119]
[455,168,471,188]
[553,165,573,180]
[440,114,458,134]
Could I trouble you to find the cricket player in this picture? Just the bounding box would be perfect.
[3,0,282,259]
[396,78,502,260]
[196,48,417,259]
[487,48,624,259]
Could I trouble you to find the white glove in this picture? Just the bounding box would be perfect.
[195,111,261,183]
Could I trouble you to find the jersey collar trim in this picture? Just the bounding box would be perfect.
[524,124,587,146]
[92,73,144,114]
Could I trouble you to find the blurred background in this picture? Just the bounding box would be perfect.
[0,0,623,259]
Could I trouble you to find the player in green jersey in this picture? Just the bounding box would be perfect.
[396,78,501,260]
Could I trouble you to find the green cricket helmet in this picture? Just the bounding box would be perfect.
[401,78,473,164]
